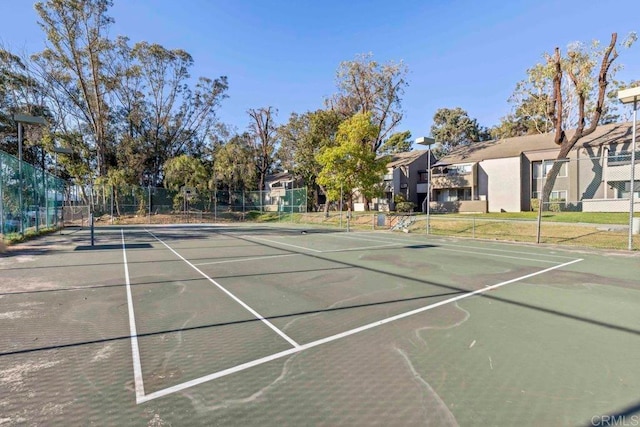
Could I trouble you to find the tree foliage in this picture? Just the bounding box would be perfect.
[379,130,412,155]
[329,53,407,154]
[277,109,342,210]
[430,107,489,154]
[316,112,386,209]
[213,133,256,196]
[532,32,636,206]
[34,0,115,176]
[25,0,228,187]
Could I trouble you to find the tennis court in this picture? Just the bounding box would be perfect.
[1,224,639,426]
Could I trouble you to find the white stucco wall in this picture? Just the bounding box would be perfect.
[478,157,522,212]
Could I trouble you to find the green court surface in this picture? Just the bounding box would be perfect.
[1,224,639,426]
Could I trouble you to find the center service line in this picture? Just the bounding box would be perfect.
[145,229,301,350]
[121,230,146,403]
[137,257,583,403]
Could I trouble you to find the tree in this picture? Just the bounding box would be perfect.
[248,107,278,192]
[316,113,387,210]
[277,109,342,211]
[213,133,256,203]
[379,130,412,155]
[163,154,208,210]
[430,107,489,154]
[528,32,636,208]
[0,48,51,163]
[491,95,554,139]
[110,38,228,186]
[329,53,408,154]
[163,154,208,191]
[34,0,115,176]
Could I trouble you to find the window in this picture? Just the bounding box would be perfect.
[418,171,429,182]
[532,160,567,179]
[532,190,567,200]
[437,188,472,202]
[608,150,640,165]
[449,164,472,175]
[617,181,640,199]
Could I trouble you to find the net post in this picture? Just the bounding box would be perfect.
[90,213,95,246]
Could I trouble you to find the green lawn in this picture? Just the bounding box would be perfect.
[445,211,634,224]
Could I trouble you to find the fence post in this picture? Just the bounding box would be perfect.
[148,185,151,224]
[110,185,114,224]
[473,216,476,239]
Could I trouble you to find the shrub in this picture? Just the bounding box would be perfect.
[395,201,416,212]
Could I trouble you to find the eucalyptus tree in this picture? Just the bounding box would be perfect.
[247,106,278,191]
[491,95,555,139]
[515,32,637,206]
[328,53,408,154]
[33,0,116,177]
[109,39,228,186]
[0,48,52,164]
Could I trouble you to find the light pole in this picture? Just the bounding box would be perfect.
[13,114,47,237]
[618,87,640,251]
[416,137,437,235]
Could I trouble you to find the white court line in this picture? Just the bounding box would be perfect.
[335,233,565,264]
[243,235,323,252]
[121,230,146,403]
[321,242,403,253]
[193,253,300,266]
[145,229,301,349]
[244,234,403,254]
[349,231,579,259]
[136,257,583,403]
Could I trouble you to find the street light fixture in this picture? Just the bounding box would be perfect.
[416,136,437,235]
[13,113,47,237]
[617,86,640,251]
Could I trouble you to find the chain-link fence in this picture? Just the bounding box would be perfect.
[85,185,308,223]
[0,150,67,236]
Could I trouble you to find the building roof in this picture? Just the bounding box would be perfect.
[384,149,429,168]
[265,171,294,182]
[434,122,637,166]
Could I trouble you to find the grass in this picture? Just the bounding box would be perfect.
[1,226,60,245]
[287,211,640,251]
[445,211,634,224]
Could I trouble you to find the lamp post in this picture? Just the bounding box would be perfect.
[618,87,640,251]
[13,114,47,237]
[416,137,437,234]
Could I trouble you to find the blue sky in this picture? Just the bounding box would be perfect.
[1,0,638,144]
